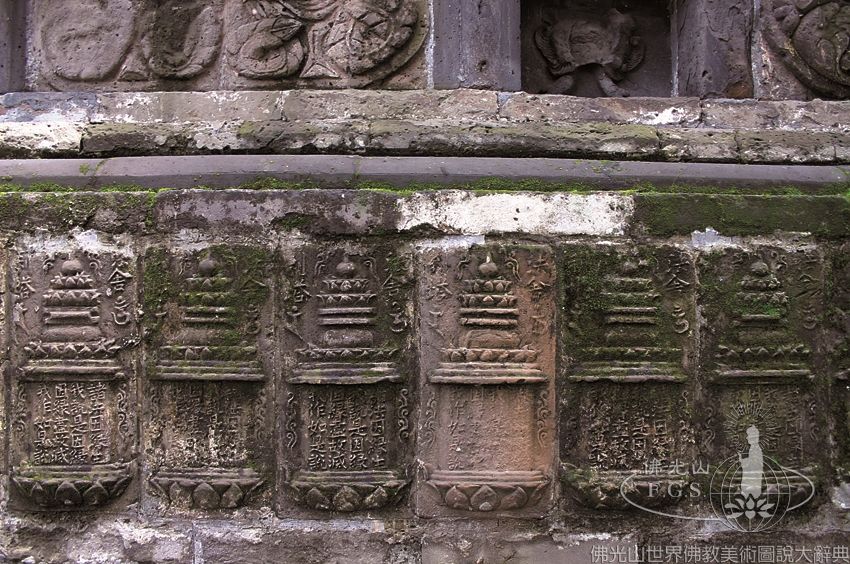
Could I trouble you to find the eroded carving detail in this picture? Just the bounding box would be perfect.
[534,8,644,96]
[226,0,424,86]
[10,248,138,511]
[144,247,272,510]
[564,247,695,383]
[765,0,850,97]
[701,249,821,383]
[282,245,413,513]
[418,246,555,517]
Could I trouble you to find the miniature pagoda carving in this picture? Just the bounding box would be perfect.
[10,246,137,511]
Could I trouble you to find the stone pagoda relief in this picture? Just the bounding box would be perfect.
[763,0,850,98]
[28,0,427,91]
[142,246,273,511]
[522,0,671,96]
[416,245,556,517]
[9,241,138,511]
[698,247,824,502]
[560,245,696,510]
[279,243,414,514]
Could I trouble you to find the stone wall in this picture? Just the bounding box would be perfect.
[2,0,850,562]
[4,0,850,99]
[0,156,845,562]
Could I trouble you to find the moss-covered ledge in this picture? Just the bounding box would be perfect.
[0,155,847,240]
[2,90,850,163]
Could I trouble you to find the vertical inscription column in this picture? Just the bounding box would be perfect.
[9,243,138,511]
[417,245,556,517]
[828,243,850,499]
[698,248,824,505]
[560,246,696,510]
[143,246,273,511]
[280,244,414,514]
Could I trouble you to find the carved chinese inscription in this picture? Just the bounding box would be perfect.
[698,248,824,498]
[31,0,427,90]
[763,0,850,98]
[417,245,556,517]
[280,244,413,513]
[9,243,138,511]
[561,245,696,510]
[143,246,273,511]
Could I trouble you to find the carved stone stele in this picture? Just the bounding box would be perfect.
[9,241,138,511]
[416,245,556,517]
[560,245,696,510]
[142,245,274,512]
[697,247,824,503]
[279,243,414,515]
[763,0,850,98]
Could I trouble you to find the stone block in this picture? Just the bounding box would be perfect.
[675,0,754,98]
[658,128,739,162]
[431,0,521,90]
[0,1,26,93]
[560,244,697,510]
[277,242,415,516]
[696,247,827,525]
[7,234,139,512]
[415,244,557,517]
[141,244,275,513]
[500,93,702,125]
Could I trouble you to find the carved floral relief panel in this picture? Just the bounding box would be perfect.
[29,0,427,91]
[278,243,414,515]
[9,238,138,511]
[416,244,556,517]
[763,0,850,98]
[697,247,826,505]
[560,245,696,510]
[142,245,274,512]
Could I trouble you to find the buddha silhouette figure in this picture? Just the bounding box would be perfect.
[739,426,764,499]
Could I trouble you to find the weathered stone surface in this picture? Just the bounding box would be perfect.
[0,0,26,94]
[26,0,428,91]
[737,130,843,164]
[501,94,702,126]
[3,518,193,563]
[142,244,275,513]
[632,194,850,238]
[523,0,671,97]
[278,242,415,515]
[431,0,520,90]
[561,244,696,510]
[281,89,499,122]
[8,234,138,512]
[761,0,850,99]
[193,522,417,564]
[675,0,753,98]
[658,128,739,162]
[416,244,556,517]
[0,158,846,558]
[696,246,826,514]
[754,27,815,101]
[0,122,83,158]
